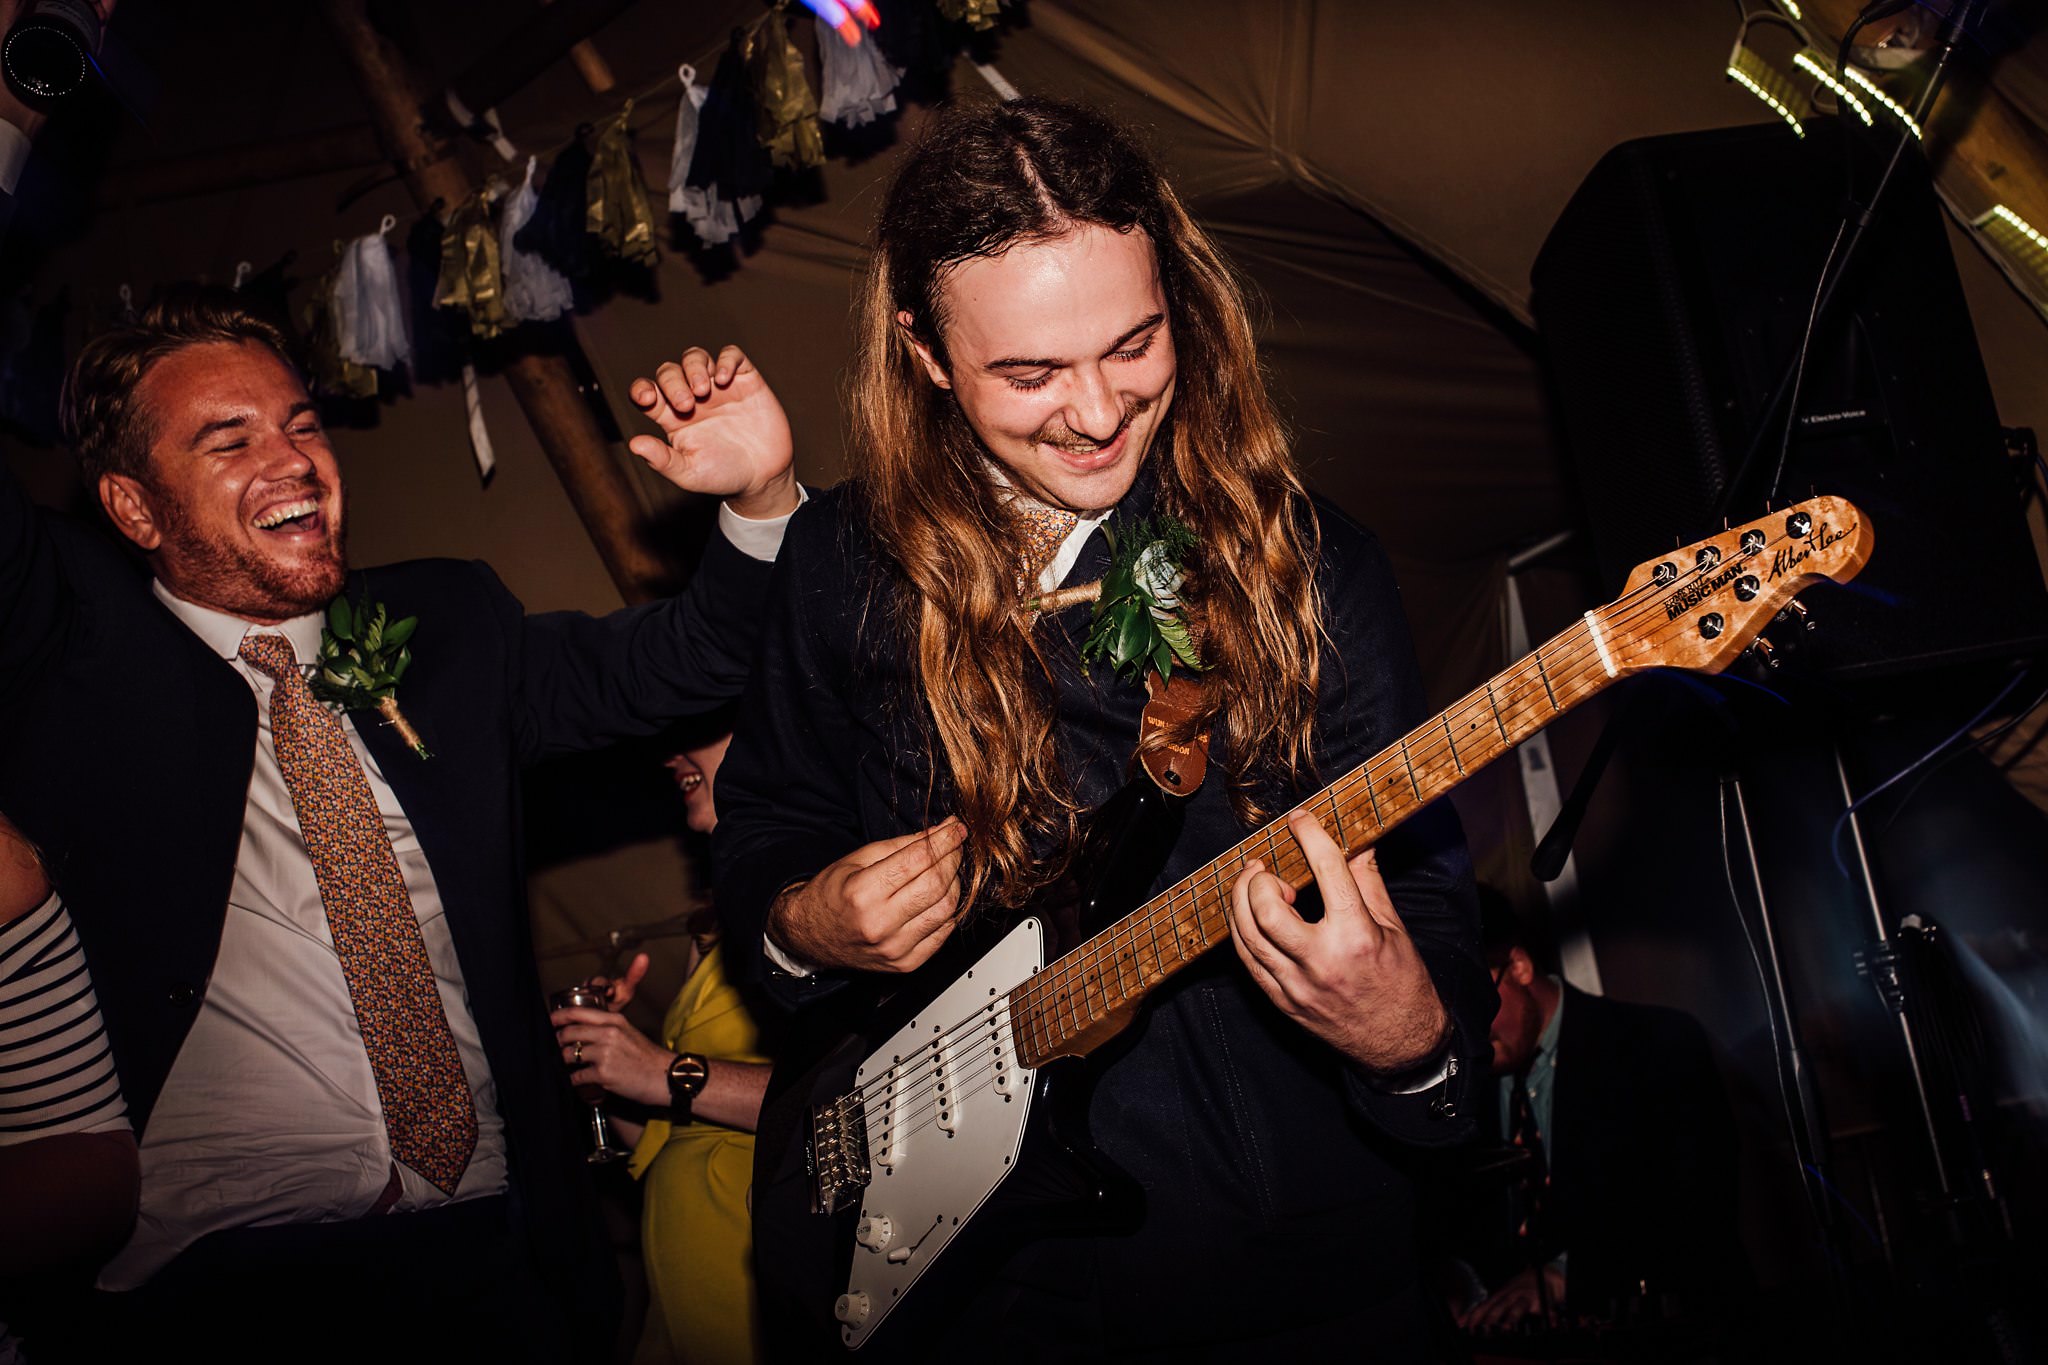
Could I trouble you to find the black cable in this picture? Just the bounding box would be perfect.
[1720,780,1823,1216]
[1830,662,2034,877]
[1875,674,2048,836]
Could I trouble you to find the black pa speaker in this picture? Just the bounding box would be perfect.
[1532,119,2048,680]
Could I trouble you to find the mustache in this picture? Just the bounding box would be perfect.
[1030,396,1152,453]
[251,476,334,515]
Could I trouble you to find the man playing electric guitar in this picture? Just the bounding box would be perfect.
[707,97,1494,1360]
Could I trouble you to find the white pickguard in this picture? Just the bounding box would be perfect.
[834,917,1044,1349]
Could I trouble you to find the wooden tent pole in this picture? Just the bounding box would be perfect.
[317,0,666,605]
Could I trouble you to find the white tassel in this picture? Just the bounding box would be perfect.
[816,17,899,127]
[668,64,706,215]
[461,362,496,483]
[336,217,411,370]
[500,156,574,323]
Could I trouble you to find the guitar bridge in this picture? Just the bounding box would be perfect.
[809,1094,872,1215]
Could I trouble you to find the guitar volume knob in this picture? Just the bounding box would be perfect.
[835,1292,871,1327]
[855,1215,894,1251]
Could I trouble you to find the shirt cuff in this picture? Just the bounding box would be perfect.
[762,932,817,979]
[1364,1038,1456,1095]
[0,119,32,196]
[718,484,806,563]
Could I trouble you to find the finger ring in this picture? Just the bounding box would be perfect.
[573,1041,584,1065]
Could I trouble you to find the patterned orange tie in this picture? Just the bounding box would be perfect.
[239,632,478,1195]
[1016,504,1080,596]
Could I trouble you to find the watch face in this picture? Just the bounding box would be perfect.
[669,1054,709,1096]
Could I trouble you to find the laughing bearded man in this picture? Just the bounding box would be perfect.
[0,291,797,1363]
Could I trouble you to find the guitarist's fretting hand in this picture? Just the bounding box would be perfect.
[767,820,968,974]
[1227,811,1451,1076]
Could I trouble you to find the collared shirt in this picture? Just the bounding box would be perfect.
[101,588,512,1289]
[1499,975,1566,1156]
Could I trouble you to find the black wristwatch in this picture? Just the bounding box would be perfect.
[667,1052,710,1122]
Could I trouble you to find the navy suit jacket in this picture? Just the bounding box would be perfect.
[715,473,1492,1352]
[0,465,770,1328]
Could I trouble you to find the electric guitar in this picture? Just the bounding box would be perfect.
[752,497,1873,1356]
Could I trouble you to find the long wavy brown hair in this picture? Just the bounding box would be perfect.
[850,98,1324,913]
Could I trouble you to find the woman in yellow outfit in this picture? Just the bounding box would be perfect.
[551,734,774,1365]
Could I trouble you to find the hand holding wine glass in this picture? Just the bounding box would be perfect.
[547,984,632,1164]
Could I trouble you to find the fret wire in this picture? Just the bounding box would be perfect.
[1339,771,1377,842]
[1485,678,1509,744]
[1534,645,1560,712]
[1398,736,1423,800]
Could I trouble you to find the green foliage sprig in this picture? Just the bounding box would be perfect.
[1078,515,1206,684]
[308,596,430,760]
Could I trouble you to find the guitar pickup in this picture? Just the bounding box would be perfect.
[989,1000,1018,1099]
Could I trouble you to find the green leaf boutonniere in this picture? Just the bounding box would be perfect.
[1079,515,1206,684]
[308,595,431,760]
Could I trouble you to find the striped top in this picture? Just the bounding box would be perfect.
[0,893,128,1145]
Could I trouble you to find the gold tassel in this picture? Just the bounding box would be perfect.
[586,101,659,267]
[434,189,511,339]
[938,0,1004,31]
[745,14,824,171]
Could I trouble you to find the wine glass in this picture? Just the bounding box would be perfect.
[550,984,632,1164]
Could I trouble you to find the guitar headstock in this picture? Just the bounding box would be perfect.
[1598,495,1873,677]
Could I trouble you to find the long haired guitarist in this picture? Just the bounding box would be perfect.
[703,97,1494,1359]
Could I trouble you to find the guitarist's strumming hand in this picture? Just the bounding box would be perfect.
[1227,811,1451,1076]
[767,819,968,974]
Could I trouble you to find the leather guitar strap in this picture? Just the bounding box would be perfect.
[1137,667,1214,796]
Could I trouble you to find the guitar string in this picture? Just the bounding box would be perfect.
[836,1000,1020,1135]
[852,1003,1020,1154]
[854,1017,1040,1159]
[829,516,1829,1111]
[836,528,1771,1110]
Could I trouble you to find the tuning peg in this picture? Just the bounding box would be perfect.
[1774,601,1814,631]
[1749,638,1781,670]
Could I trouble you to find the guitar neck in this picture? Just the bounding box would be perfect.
[1008,612,1622,1068]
